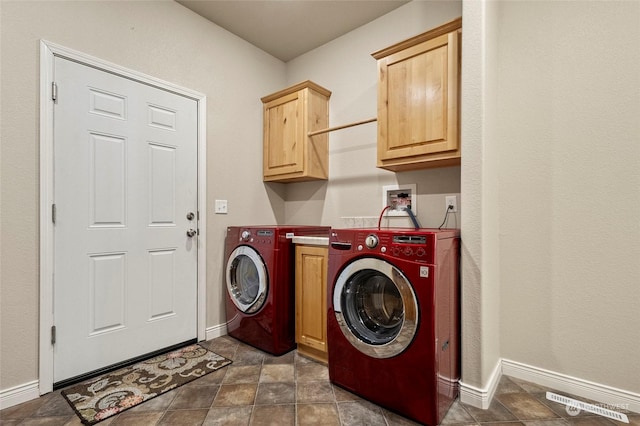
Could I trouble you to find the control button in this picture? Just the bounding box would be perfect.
[392,247,401,256]
[365,234,379,249]
[357,245,363,251]
[381,247,387,253]
[416,248,426,257]
[403,247,413,256]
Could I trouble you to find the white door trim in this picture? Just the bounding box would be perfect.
[39,40,207,394]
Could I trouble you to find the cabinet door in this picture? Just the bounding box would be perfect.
[295,245,328,355]
[378,30,459,164]
[263,91,305,178]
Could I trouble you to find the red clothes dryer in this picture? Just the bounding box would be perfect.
[327,228,460,425]
[225,225,329,355]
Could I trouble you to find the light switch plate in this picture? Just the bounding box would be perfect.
[215,200,228,214]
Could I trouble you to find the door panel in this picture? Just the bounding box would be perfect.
[53,57,198,383]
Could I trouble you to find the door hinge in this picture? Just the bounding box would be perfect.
[52,204,56,224]
[51,325,56,345]
[51,82,58,102]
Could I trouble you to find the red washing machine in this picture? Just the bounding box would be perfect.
[327,228,460,425]
[225,225,330,355]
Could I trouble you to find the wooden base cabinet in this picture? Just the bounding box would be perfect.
[295,245,329,363]
[373,17,462,171]
[261,81,331,182]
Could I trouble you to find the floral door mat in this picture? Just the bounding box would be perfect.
[62,344,232,424]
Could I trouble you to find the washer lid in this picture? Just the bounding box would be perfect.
[226,246,268,314]
[333,257,418,358]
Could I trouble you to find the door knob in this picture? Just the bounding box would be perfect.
[186,229,197,237]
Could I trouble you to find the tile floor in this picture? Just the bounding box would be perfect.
[1,335,637,426]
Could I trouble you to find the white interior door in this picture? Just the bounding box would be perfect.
[53,57,198,383]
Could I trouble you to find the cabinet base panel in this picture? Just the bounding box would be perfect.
[377,156,460,172]
[296,343,328,364]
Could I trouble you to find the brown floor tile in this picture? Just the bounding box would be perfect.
[480,423,526,426]
[523,420,571,426]
[259,364,294,383]
[497,393,562,420]
[250,404,295,425]
[296,362,329,382]
[157,409,209,425]
[223,365,262,384]
[168,384,219,409]
[254,382,296,405]
[564,417,619,426]
[10,416,75,425]
[0,397,44,420]
[441,400,478,424]
[332,385,362,402]
[213,383,258,407]
[263,351,295,365]
[110,410,164,425]
[495,376,527,395]
[233,346,266,366]
[203,406,253,425]
[297,403,341,425]
[200,336,240,360]
[297,381,335,403]
[623,415,640,426]
[464,399,519,423]
[337,400,387,426]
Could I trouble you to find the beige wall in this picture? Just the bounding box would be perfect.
[495,1,640,392]
[0,0,285,390]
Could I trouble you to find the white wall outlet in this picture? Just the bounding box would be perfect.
[445,195,457,213]
[214,199,228,214]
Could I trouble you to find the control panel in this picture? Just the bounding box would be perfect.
[331,230,436,264]
[239,229,274,245]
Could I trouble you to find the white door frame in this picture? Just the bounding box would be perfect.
[39,40,207,394]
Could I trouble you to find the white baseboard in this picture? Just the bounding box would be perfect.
[502,359,640,414]
[204,323,227,341]
[460,358,639,414]
[0,380,40,410]
[460,359,502,409]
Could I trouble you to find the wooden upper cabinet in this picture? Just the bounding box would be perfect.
[372,17,462,171]
[261,81,331,182]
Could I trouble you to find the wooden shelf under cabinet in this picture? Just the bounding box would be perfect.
[261,81,331,182]
[295,244,329,363]
[372,17,462,171]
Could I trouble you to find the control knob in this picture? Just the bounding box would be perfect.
[241,230,251,241]
[365,234,379,249]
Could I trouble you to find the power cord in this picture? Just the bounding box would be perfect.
[438,204,455,229]
[377,205,391,229]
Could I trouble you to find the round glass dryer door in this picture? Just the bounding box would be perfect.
[333,257,418,358]
[226,246,268,314]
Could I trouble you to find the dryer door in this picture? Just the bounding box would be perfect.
[226,246,268,314]
[333,257,418,358]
